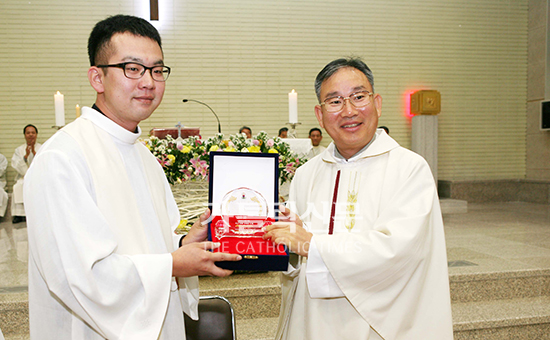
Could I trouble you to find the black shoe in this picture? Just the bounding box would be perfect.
[12,216,25,224]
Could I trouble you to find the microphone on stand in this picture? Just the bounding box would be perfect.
[182,99,222,133]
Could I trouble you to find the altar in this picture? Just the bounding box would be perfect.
[282,138,312,157]
[142,130,310,234]
[149,127,200,139]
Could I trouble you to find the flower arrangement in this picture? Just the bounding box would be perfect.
[142,131,307,185]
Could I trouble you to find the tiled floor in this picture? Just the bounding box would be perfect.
[444,202,550,276]
[2,202,549,290]
[0,220,27,291]
[0,201,549,340]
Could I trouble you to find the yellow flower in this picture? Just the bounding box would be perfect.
[175,219,190,235]
[224,147,236,152]
[210,145,220,152]
[268,148,278,153]
[181,146,191,153]
[166,154,176,165]
[247,145,261,153]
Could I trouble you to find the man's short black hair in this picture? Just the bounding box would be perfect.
[278,127,288,135]
[379,126,390,134]
[24,124,38,134]
[315,57,374,102]
[309,127,322,136]
[239,126,251,134]
[88,14,162,66]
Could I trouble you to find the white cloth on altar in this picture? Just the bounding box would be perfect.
[25,107,198,340]
[276,130,453,340]
[11,142,41,216]
[283,138,312,157]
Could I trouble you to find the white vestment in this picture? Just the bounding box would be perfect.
[277,130,453,340]
[25,107,199,340]
[0,154,7,217]
[306,145,326,159]
[11,142,41,216]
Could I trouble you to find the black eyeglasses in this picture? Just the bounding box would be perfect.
[97,62,171,82]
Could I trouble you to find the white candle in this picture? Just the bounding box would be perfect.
[288,89,298,124]
[76,104,81,118]
[54,91,65,126]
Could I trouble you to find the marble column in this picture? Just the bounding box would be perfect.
[412,115,438,182]
[410,90,441,183]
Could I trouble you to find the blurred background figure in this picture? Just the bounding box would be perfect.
[278,127,288,138]
[1,151,16,253]
[239,126,252,138]
[306,127,326,159]
[0,152,7,218]
[11,124,41,224]
[379,126,389,134]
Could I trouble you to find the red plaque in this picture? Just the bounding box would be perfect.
[208,152,289,271]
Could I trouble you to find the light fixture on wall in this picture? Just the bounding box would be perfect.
[150,0,159,21]
[410,90,441,115]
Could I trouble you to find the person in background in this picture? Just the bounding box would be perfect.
[0,153,8,219]
[278,127,288,138]
[239,126,252,138]
[379,125,389,134]
[305,127,326,159]
[24,14,240,340]
[0,152,15,253]
[11,124,41,224]
[264,57,453,339]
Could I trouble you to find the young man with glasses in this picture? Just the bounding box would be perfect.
[264,57,453,339]
[24,15,240,340]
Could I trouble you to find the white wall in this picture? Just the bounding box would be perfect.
[527,0,550,181]
[0,0,528,188]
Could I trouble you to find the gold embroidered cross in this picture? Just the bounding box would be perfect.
[345,172,359,232]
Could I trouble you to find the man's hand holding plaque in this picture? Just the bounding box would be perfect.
[172,209,242,277]
[263,204,313,257]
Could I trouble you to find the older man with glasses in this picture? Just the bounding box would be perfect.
[264,57,453,340]
[24,14,240,340]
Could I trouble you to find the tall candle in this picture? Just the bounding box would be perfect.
[288,89,298,123]
[54,91,65,126]
[76,104,81,118]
